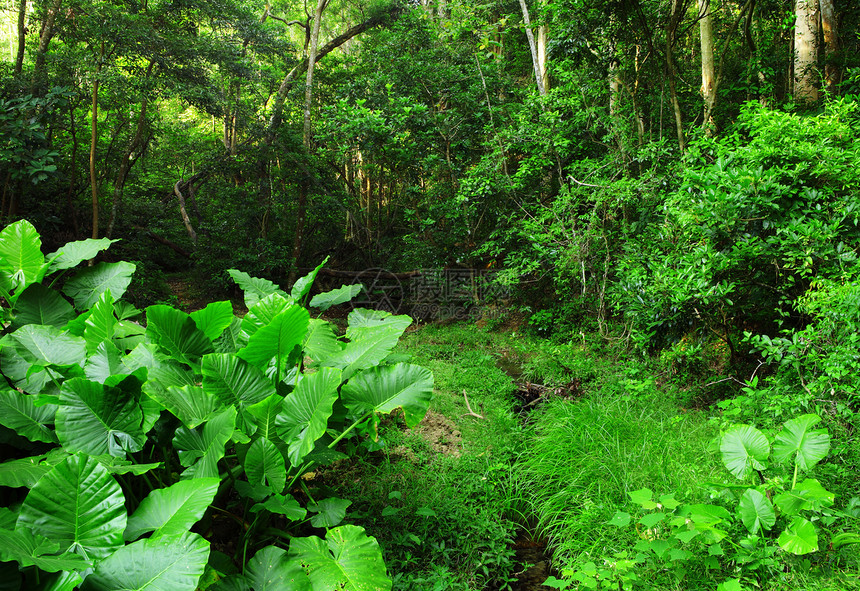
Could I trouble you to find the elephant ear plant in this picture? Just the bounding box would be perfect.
[0,220,433,590]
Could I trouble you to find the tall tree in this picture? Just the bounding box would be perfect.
[699,0,716,133]
[793,0,819,102]
[819,0,839,92]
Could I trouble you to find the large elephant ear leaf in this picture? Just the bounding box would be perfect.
[227,269,289,308]
[276,367,341,466]
[17,453,126,562]
[11,283,76,329]
[291,257,328,302]
[0,528,91,573]
[190,301,235,342]
[342,363,434,428]
[772,414,830,472]
[63,261,136,310]
[0,219,48,294]
[309,284,363,311]
[46,237,117,273]
[245,545,311,591]
[289,525,391,591]
[56,377,145,458]
[321,314,411,380]
[173,407,237,479]
[720,425,770,480]
[244,437,287,494]
[82,532,209,591]
[146,305,214,368]
[10,324,86,366]
[738,488,776,535]
[125,478,220,542]
[0,385,57,443]
[238,305,309,375]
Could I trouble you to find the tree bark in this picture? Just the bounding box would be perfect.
[537,24,548,92]
[14,0,26,75]
[89,44,103,240]
[32,0,63,86]
[666,0,686,151]
[699,0,716,134]
[174,181,198,246]
[517,0,546,96]
[819,0,839,92]
[793,0,819,103]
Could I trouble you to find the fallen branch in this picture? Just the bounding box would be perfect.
[132,225,192,258]
[462,390,484,419]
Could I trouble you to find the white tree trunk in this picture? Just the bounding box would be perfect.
[517,0,546,96]
[699,0,716,133]
[793,0,819,102]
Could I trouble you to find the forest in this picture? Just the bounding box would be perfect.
[0,0,859,589]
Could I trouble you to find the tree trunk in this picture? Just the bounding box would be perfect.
[699,0,716,134]
[793,0,819,103]
[67,108,80,237]
[666,0,685,151]
[537,24,548,92]
[89,47,103,240]
[819,0,839,92]
[517,0,546,96]
[32,0,63,86]
[14,0,26,75]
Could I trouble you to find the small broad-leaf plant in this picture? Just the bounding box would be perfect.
[0,220,433,590]
[547,414,858,591]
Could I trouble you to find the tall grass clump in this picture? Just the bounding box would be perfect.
[516,392,723,571]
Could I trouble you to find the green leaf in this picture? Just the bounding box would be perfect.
[289,525,391,591]
[341,363,433,428]
[0,219,47,293]
[202,353,276,409]
[321,313,411,379]
[345,309,411,333]
[607,511,631,527]
[146,305,214,368]
[84,290,117,353]
[125,478,220,541]
[772,414,830,472]
[214,317,244,354]
[244,437,287,494]
[17,454,126,561]
[303,319,341,364]
[190,301,235,342]
[276,367,341,466]
[0,528,91,572]
[56,377,144,458]
[716,579,745,591]
[84,341,130,384]
[720,425,770,480]
[238,305,310,375]
[11,324,86,366]
[628,488,658,509]
[738,488,776,535]
[227,269,289,308]
[778,517,818,554]
[0,455,52,488]
[639,512,665,528]
[63,261,136,310]
[774,479,835,515]
[291,258,328,301]
[308,498,352,528]
[0,386,57,443]
[309,284,363,311]
[241,294,293,340]
[11,284,75,329]
[82,532,209,591]
[246,395,284,440]
[173,407,236,479]
[46,238,117,273]
[251,494,307,521]
[244,546,311,591]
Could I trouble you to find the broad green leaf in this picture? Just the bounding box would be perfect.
[772,414,830,471]
[227,269,288,308]
[628,488,658,509]
[308,498,352,528]
[684,504,732,526]
[291,258,328,301]
[244,437,286,494]
[63,261,136,310]
[247,395,284,440]
[11,324,86,366]
[94,456,161,476]
[11,284,75,329]
[0,219,47,293]
[251,494,307,521]
[607,511,631,527]
[241,294,293,340]
[82,532,209,591]
[245,546,311,591]
[0,339,53,393]
[84,341,130,383]
[738,488,776,534]
[214,316,244,353]
[0,455,52,488]
[84,290,117,353]
[173,407,236,479]
[125,478,220,541]
[145,367,221,429]
[716,579,745,591]
[778,517,818,554]
[17,454,126,561]
[639,512,665,528]
[289,525,391,591]
[322,316,410,380]
[0,528,91,572]
[309,284,363,311]
[124,342,163,372]
[238,305,310,375]
[303,319,341,363]
[56,377,144,458]
[341,363,433,428]
[146,305,214,368]
[276,368,341,466]
[345,309,412,334]
[46,238,117,273]
[720,425,770,480]
[39,571,84,591]
[774,478,835,515]
[190,301,235,342]
[0,386,57,443]
[202,353,276,409]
